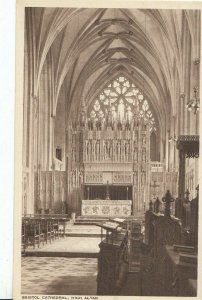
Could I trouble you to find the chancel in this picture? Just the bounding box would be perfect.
[21,7,200,297]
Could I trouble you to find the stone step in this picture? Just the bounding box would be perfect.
[24,251,98,258]
[65,224,106,237]
[74,221,102,225]
[24,236,100,257]
[65,233,103,237]
[77,216,109,219]
[74,218,109,225]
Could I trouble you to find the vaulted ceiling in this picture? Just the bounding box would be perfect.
[28,8,200,133]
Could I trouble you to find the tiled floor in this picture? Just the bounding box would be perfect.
[21,257,97,295]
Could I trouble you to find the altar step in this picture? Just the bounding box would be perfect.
[75,215,145,225]
[24,236,100,258]
[75,216,110,225]
[65,224,106,237]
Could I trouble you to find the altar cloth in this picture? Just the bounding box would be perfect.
[81,200,132,217]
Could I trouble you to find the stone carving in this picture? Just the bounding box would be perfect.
[114,206,120,215]
[85,172,103,183]
[70,111,150,213]
[92,206,99,214]
[102,206,110,214]
[113,173,132,184]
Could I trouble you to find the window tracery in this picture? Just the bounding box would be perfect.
[89,75,156,131]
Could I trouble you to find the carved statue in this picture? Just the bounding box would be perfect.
[135,130,138,143]
[109,141,112,158]
[117,141,121,160]
[105,140,110,159]
[133,172,138,185]
[141,172,146,185]
[133,147,138,161]
[142,134,146,144]
[95,140,100,160]
[125,141,130,161]
[104,141,107,159]
[87,141,92,161]
[142,148,146,162]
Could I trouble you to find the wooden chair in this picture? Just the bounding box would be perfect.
[42,219,54,244]
[26,219,45,248]
[49,219,55,241]
[58,219,66,238]
[53,219,60,239]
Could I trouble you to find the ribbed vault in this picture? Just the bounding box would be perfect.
[22,6,200,215]
[25,7,200,137]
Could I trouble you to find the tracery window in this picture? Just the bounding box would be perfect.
[89,75,156,131]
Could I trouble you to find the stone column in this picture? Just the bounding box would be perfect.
[178,150,186,218]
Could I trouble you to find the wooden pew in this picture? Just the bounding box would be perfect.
[97,223,129,295]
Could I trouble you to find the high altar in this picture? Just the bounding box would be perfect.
[67,99,151,217]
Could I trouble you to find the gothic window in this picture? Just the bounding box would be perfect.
[89,75,156,131]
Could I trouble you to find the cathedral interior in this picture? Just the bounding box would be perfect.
[21,7,200,297]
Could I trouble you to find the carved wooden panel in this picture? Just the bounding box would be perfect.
[154,216,182,281]
[97,233,129,295]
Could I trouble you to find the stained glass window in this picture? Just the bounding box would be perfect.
[89,75,156,131]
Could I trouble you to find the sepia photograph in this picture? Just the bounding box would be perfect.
[14,1,201,298]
